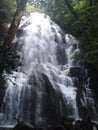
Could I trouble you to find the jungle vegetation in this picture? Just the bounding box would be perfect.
[0,0,98,74]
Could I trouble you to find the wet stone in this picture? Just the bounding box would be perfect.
[69,67,81,78]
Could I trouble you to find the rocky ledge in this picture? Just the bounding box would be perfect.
[10,117,98,130]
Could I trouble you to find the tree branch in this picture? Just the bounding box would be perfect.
[3,0,28,47]
[64,0,79,19]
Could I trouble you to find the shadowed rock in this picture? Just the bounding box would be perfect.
[69,67,81,78]
[13,122,33,130]
[56,45,67,65]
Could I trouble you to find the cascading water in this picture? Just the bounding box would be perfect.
[0,13,97,127]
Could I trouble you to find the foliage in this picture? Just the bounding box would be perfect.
[0,0,16,42]
[25,1,41,15]
[74,4,98,66]
[0,0,16,22]
[0,0,98,71]
[31,0,98,68]
[0,46,21,74]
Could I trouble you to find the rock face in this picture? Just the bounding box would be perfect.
[67,65,98,120]
[56,45,67,65]
[85,64,98,118]
[69,67,82,78]
[87,65,98,98]
[13,123,33,130]
[22,72,61,126]
[16,29,24,38]
[0,128,12,130]
[12,116,98,130]
[0,76,5,110]
[41,73,61,125]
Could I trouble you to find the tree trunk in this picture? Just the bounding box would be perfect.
[64,0,79,19]
[3,0,28,47]
[16,0,21,8]
[89,0,93,6]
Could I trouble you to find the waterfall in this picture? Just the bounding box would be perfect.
[0,13,97,127]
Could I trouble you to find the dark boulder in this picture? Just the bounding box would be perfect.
[61,117,74,130]
[41,73,61,125]
[13,123,33,130]
[13,118,34,130]
[56,45,67,65]
[26,73,61,126]
[16,29,24,38]
[69,67,81,78]
[53,125,64,130]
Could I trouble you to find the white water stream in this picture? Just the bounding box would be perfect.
[0,13,97,127]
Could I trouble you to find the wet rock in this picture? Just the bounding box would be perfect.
[27,73,61,126]
[16,29,24,38]
[0,76,6,110]
[0,128,12,130]
[69,67,81,78]
[41,73,61,125]
[13,121,33,130]
[86,64,98,100]
[53,125,64,130]
[46,124,64,130]
[56,45,67,65]
[62,117,74,123]
[61,117,74,130]
[74,119,94,130]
